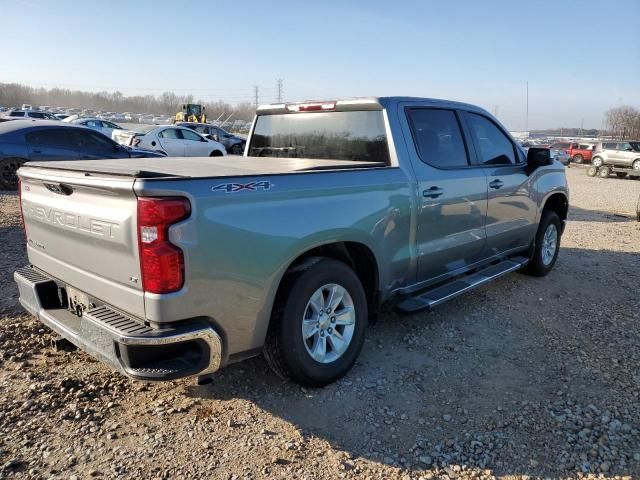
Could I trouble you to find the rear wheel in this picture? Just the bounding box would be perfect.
[263,258,367,387]
[522,210,561,277]
[209,150,224,157]
[573,154,583,164]
[0,158,25,190]
[592,156,604,167]
[586,166,598,177]
[598,166,611,178]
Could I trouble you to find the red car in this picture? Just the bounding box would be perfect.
[550,142,594,164]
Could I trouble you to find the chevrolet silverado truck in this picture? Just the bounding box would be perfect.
[14,97,569,387]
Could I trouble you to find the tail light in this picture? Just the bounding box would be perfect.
[137,197,191,294]
[286,101,336,112]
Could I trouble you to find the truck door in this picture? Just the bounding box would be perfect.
[461,111,537,257]
[402,107,488,283]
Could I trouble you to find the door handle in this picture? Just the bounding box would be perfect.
[489,179,504,189]
[423,186,444,198]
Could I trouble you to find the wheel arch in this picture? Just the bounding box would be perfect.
[269,241,381,331]
[541,192,569,233]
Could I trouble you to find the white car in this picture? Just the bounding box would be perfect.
[69,117,124,138]
[112,125,227,157]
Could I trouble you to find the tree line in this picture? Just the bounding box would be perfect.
[604,106,640,140]
[0,83,257,122]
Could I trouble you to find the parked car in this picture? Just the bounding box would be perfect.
[54,114,70,121]
[2,110,59,121]
[566,143,594,164]
[69,117,124,138]
[0,120,166,189]
[550,148,571,166]
[112,125,226,157]
[13,97,568,386]
[591,141,640,170]
[176,122,245,155]
[21,104,33,110]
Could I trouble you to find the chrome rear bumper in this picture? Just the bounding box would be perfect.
[14,265,222,381]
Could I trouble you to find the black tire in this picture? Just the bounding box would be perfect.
[521,210,561,277]
[263,258,367,387]
[573,154,583,164]
[598,166,611,178]
[592,156,604,167]
[0,158,25,190]
[586,166,598,177]
[230,144,244,155]
[209,150,224,157]
[616,172,627,179]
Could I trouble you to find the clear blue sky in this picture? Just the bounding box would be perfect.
[2,0,639,130]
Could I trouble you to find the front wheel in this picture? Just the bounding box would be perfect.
[592,156,604,167]
[230,143,244,155]
[632,159,640,171]
[573,154,583,164]
[586,166,598,177]
[264,258,367,387]
[0,158,25,190]
[521,211,561,277]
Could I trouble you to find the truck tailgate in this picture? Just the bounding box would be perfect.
[18,167,145,319]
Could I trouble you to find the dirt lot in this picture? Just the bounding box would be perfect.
[1,167,639,480]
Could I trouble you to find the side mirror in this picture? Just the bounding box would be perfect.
[526,147,552,173]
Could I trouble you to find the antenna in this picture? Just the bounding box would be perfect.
[276,79,283,103]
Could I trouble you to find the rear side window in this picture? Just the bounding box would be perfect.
[9,111,25,117]
[250,110,390,163]
[25,128,74,148]
[466,113,516,165]
[406,108,468,168]
[603,142,617,150]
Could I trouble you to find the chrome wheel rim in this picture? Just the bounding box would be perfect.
[541,223,558,266]
[633,161,640,170]
[302,283,355,364]
[593,157,602,167]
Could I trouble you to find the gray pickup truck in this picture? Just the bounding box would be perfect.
[14,97,569,386]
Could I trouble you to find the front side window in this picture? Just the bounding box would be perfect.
[466,113,516,165]
[406,108,468,168]
[249,110,390,163]
[158,128,181,139]
[71,130,115,153]
[180,129,203,141]
[617,142,632,151]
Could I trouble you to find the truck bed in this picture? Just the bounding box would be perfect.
[24,156,387,179]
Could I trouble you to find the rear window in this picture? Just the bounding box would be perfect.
[249,111,390,163]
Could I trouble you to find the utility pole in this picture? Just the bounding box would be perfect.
[253,85,259,108]
[276,79,283,103]
[525,81,529,134]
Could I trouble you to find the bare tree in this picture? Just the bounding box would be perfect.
[605,106,640,140]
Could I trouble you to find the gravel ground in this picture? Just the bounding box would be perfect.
[0,167,639,480]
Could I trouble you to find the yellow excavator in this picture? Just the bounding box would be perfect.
[174,103,206,123]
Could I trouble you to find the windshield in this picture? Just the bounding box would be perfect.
[249,110,390,163]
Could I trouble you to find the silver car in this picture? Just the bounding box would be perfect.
[592,141,640,170]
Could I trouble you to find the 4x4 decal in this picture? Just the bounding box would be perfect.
[211,181,273,193]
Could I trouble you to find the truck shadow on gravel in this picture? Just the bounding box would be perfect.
[569,206,637,223]
[183,248,640,478]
